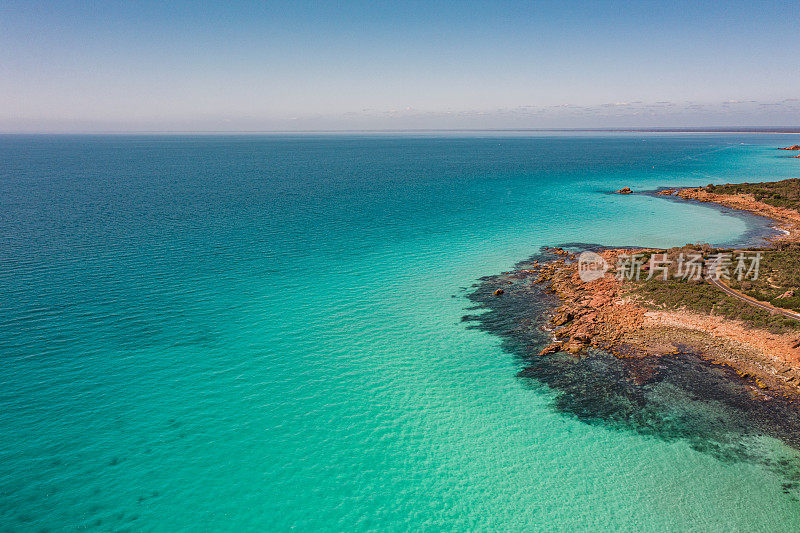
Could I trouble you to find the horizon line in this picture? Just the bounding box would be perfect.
[3,127,800,135]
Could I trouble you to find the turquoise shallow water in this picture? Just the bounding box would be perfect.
[2,133,800,531]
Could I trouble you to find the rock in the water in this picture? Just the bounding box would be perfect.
[493,288,504,296]
[779,145,800,150]
[538,343,561,356]
[565,338,587,353]
[616,186,632,194]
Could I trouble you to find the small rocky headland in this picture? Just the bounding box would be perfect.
[779,145,800,158]
[464,175,800,489]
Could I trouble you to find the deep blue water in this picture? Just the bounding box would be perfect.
[2,133,800,531]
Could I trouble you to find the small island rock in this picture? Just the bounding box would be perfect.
[616,187,633,194]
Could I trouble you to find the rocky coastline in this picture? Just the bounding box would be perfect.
[465,176,800,449]
[528,245,800,400]
[547,179,800,395]
[464,245,800,461]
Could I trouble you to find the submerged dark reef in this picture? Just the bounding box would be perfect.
[463,246,800,493]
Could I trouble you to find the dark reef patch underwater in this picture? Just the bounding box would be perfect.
[463,245,800,495]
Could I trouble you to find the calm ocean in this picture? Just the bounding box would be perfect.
[2,133,800,531]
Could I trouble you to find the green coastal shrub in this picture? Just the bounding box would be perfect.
[709,178,800,212]
[633,277,800,334]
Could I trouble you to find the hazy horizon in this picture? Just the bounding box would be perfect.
[5,127,800,135]
[3,0,800,133]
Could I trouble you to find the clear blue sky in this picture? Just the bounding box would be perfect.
[2,0,799,131]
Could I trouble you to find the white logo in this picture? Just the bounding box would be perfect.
[577,251,609,282]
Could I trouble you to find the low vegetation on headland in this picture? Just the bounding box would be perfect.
[527,173,800,397]
[634,248,800,334]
